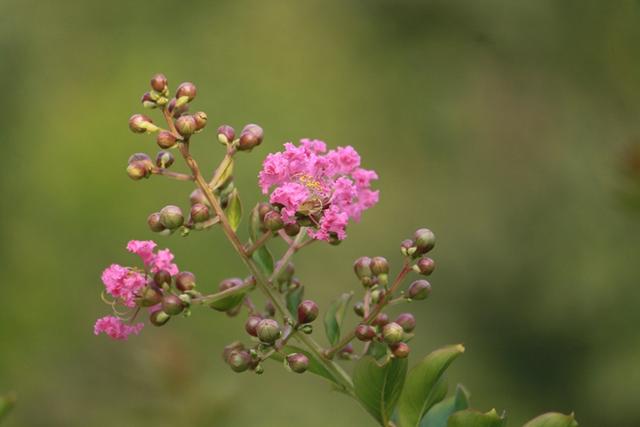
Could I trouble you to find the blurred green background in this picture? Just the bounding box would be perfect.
[2,0,640,425]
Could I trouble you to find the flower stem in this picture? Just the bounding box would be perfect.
[245,232,272,257]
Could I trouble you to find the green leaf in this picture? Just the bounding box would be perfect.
[447,409,506,427]
[211,156,234,190]
[269,345,339,386]
[354,356,408,426]
[225,188,242,232]
[366,340,390,361]
[0,393,16,422]
[523,412,578,427]
[209,284,250,312]
[397,344,466,427]
[248,204,262,240]
[286,285,304,315]
[421,385,470,427]
[247,204,274,276]
[323,292,353,346]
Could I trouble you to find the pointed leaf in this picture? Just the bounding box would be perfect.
[286,285,305,315]
[248,204,262,241]
[323,292,353,346]
[523,412,578,427]
[211,156,234,190]
[421,385,470,427]
[398,344,465,427]
[354,356,408,426]
[247,204,274,276]
[269,345,339,386]
[447,409,506,427]
[225,189,242,232]
[209,284,250,311]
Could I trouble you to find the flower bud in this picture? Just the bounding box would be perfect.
[286,353,309,373]
[139,286,163,306]
[382,322,404,345]
[395,313,416,332]
[413,258,435,276]
[219,278,243,291]
[227,350,251,373]
[160,205,184,229]
[167,98,189,118]
[237,124,264,151]
[257,203,272,222]
[193,111,208,132]
[263,211,284,231]
[147,212,166,233]
[297,300,319,324]
[141,92,156,109]
[245,316,262,337]
[275,261,295,284]
[370,257,389,275]
[175,115,197,137]
[150,73,168,92]
[338,343,354,360]
[155,150,174,168]
[126,161,151,180]
[190,203,210,223]
[400,239,416,257]
[370,289,385,304]
[284,222,300,236]
[175,271,196,291]
[222,341,245,362]
[414,228,436,254]
[391,342,410,358]
[128,114,158,133]
[217,125,236,144]
[407,280,432,300]
[162,294,184,315]
[353,301,365,317]
[256,318,281,344]
[189,188,210,207]
[176,82,197,102]
[154,269,172,287]
[353,256,373,285]
[372,313,389,327]
[156,130,178,149]
[355,324,376,341]
[150,310,170,326]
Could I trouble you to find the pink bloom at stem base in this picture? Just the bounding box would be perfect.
[94,316,144,340]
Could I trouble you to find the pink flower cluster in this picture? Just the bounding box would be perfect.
[94,240,179,340]
[258,139,379,241]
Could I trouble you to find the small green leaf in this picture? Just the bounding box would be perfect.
[523,412,578,427]
[323,292,353,346]
[248,204,262,241]
[421,384,470,427]
[225,189,242,232]
[397,344,466,427]
[269,345,339,386]
[354,356,408,426]
[209,284,250,311]
[0,393,16,422]
[366,340,390,361]
[252,245,274,276]
[447,409,506,427]
[211,156,234,190]
[286,285,304,315]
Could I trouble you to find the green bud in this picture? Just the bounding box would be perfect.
[155,150,174,168]
[147,212,166,233]
[300,324,313,334]
[128,114,158,133]
[353,301,365,317]
[161,294,184,315]
[138,286,162,307]
[414,228,436,254]
[413,257,435,276]
[286,353,309,373]
[395,313,416,332]
[297,300,319,324]
[156,130,178,149]
[254,364,265,375]
[175,115,197,137]
[227,350,251,373]
[126,161,151,180]
[217,125,236,145]
[263,211,284,231]
[160,205,184,229]
[190,203,210,223]
[391,342,410,358]
[237,124,264,151]
[382,322,404,345]
[370,289,385,304]
[150,310,170,326]
[175,271,196,291]
[407,280,431,300]
[400,239,415,257]
[284,222,300,237]
[256,319,281,344]
[355,324,376,341]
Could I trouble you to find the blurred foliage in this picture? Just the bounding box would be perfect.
[1,0,640,426]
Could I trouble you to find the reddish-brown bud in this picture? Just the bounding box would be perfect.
[395,313,416,332]
[162,294,184,316]
[139,286,163,306]
[150,73,168,92]
[263,211,284,231]
[217,125,236,144]
[286,353,309,373]
[284,222,300,236]
[141,92,156,109]
[189,188,210,207]
[407,280,432,300]
[227,350,251,373]
[373,313,389,327]
[167,98,189,118]
[237,124,264,151]
[245,316,262,337]
[153,269,172,287]
[219,278,243,291]
[128,114,158,133]
[176,82,197,101]
[391,342,411,358]
[193,111,208,132]
[155,150,174,168]
[126,161,151,180]
[414,257,435,276]
[175,271,196,291]
[156,130,178,149]
[354,256,373,285]
[414,228,436,254]
[370,257,389,275]
[355,324,376,341]
[175,115,197,137]
[400,239,416,257]
[297,300,319,324]
[353,301,365,317]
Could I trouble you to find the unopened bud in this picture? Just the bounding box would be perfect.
[228,350,251,373]
[237,124,264,151]
[353,301,365,317]
[175,115,197,137]
[284,222,300,236]
[382,322,404,345]
[128,114,158,133]
[373,313,389,327]
[127,161,151,180]
[257,203,272,222]
[353,256,373,286]
[355,324,376,341]
[155,150,174,168]
[190,203,210,223]
[168,98,189,118]
[193,111,208,132]
[175,271,196,291]
[297,300,319,324]
[154,270,172,287]
[176,82,197,102]
[245,316,262,337]
[407,280,431,300]
[413,258,435,276]
[150,73,168,92]
[147,212,166,233]
[286,353,309,373]
[141,92,156,109]
[139,287,162,306]
[217,125,236,144]
[370,257,389,275]
[156,130,178,149]
[395,313,416,332]
[275,261,295,284]
[370,289,385,304]
[256,319,281,344]
[338,343,354,360]
[160,205,184,229]
[263,211,284,231]
[162,294,184,315]
[189,188,210,207]
[219,278,243,291]
[391,342,410,358]
[414,228,436,254]
[150,310,170,326]
[400,239,416,257]
[222,341,245,362]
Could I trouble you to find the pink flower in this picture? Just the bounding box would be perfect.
[127,240,157,265]
[101,264,146,307]
[151,249,179,275]
[94,316,144,340]
[259,140,378,241]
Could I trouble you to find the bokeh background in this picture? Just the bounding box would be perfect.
[2,0,640,425]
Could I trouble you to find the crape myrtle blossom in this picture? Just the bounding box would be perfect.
[94,240,180,340]
[258,139,379,241]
